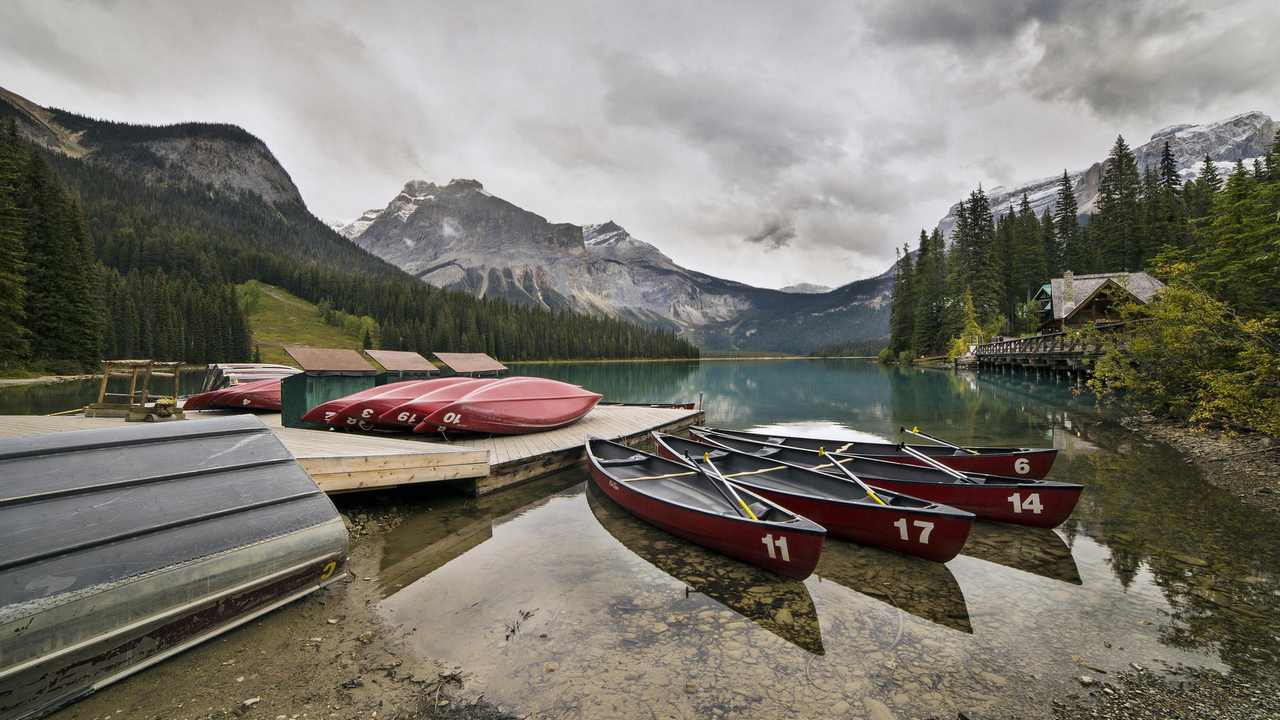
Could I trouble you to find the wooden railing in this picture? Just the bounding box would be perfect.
[973,321,1129,359]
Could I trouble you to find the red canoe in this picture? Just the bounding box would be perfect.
[653,433,974,562]
[693,429,1083,529]
[587,437,826,579]
[301,378,476,428]
[374,378,502,429]
[698,427,1058,479]
[183,378,281,412]
[413,377,602,435]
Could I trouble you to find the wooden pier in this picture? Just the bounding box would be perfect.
[0,405,703,496]
[971,321,1129,379]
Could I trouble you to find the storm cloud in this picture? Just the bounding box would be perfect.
[2,0,1276,288]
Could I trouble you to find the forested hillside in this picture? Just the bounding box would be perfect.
[0,95,698,371]
[887,129,1280,433]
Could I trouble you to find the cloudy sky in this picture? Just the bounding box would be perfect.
[3,0,1278,288]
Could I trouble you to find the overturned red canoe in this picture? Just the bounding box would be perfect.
[698,427,1059,479]
[375,378,502,429]
[654,433,974,562]
[300,378,475,428]
[183,378,282,412]
[693,429,1083,529]
[413,377,602,435]
[587,437,826,580]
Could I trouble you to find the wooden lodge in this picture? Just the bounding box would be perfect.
[1033,271,1165,331]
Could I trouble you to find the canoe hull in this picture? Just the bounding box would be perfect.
[588,463,822,580]
[414,378,601,435]
[850,476,1083,529]
[419,394,601,434]
[183,379,281,412]
[654,441,972,562]
[0,416,348,720]
[701,428,1059,479]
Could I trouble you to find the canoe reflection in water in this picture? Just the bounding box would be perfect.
[961,524,1082,585]
[814,543,972,634]
[585,482,825,655]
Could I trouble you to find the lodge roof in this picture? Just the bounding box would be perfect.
[1040,272,1165,320]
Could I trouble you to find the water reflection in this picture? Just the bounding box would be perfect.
[585,482,824,655]
[961,524,1082,585]
[375,472,583,598]
[815,543,971,634]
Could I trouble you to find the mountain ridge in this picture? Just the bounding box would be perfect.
[341,178,894,351]
[935,110,1276,237]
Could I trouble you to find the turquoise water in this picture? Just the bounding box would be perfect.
[371,360,1280,718]
[11,359,1277,718]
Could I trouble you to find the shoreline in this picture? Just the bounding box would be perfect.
[0,373,96,388]
[1054,414,1280,719]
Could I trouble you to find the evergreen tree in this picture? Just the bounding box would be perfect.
[1040,208,1059,278]
[965,187,1003,322]
[888,244,915,355]
[1053,170,1080,272]
[1094,135,1142,270]
[1009,194,1046,331]
[0,120,30,365]
[1188,155,1222,219]
[911,228,947,356]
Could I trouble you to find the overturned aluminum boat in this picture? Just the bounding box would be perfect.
[0,415,349,719]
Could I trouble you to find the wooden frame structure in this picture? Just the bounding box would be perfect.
[85,360,193,419]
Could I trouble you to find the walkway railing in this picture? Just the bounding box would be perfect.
[973,321,1130,366]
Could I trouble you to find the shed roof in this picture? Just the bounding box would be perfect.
[365,350,438,373]
[432,352,507,374]
[1050,272,1165,320]
[284,346,377,374]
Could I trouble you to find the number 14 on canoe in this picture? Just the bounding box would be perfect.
[585,437,826,579]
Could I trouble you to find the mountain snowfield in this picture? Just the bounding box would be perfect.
[337,179,893,351]
[935,111,1276,237]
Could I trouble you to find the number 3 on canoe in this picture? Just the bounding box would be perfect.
[1014,457,1031,474]
[1007,492,1043,514]
[761,533,790,562]
[893,518,934,544]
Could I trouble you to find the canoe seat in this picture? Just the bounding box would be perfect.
[598,454,649,467]
[751,446,781,458]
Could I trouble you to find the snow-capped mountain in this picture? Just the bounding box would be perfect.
[343,179,893,351]
[936,111,1275,237]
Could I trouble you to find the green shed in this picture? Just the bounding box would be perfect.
[281,346,379,429]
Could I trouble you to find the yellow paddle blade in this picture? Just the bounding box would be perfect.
[704,452,710,461]
[818,446,826,456]
[912,426,920,433]
[866,490,888,506]
[738,498,759,520]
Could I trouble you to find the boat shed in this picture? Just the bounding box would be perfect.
[281,346,379,428]
[433,352,508,377]
[0,415,348,719]
[366,349,440,383]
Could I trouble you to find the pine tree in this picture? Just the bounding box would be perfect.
[888,244,916,355]
[911,228,947,356]
[965,187,1003,323]
[0,120,30,365]
[1095,135,1142,271]
[1188,155,1222,219]
[1040,208,1059,278]
[1053,171,1080,272]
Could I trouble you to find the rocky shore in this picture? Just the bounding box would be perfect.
[1053,414,1280,720]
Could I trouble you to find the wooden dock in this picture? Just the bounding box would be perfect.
[0,405,702,496]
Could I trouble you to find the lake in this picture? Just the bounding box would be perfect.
[7,359,1277,718]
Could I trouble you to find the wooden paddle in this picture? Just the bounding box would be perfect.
[897,442,976,482]
[900,425,979,454]
[818,446,888,505]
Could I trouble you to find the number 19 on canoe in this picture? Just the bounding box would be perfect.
[1007,492,1043,514]
[761,533,790,562]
